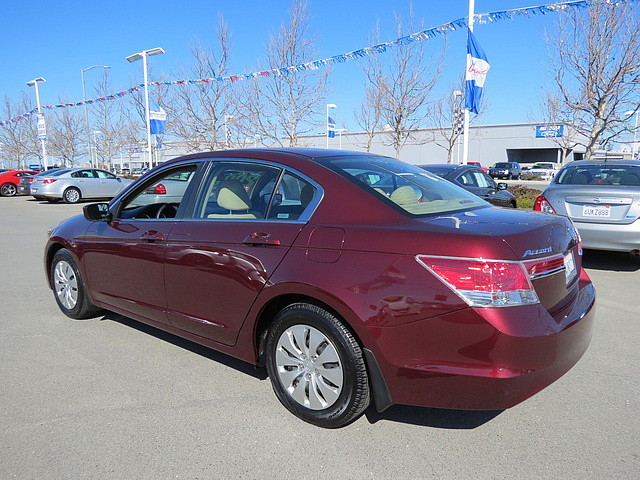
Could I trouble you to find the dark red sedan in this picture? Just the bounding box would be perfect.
[45,149,595,428]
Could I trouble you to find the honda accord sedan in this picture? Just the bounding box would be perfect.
[534,159,640,253]
[45,149,595,428]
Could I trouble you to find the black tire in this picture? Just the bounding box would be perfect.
[63,187,81,204]
[0,182,17,197]
[265,302,370,428]
[50,248,101,319]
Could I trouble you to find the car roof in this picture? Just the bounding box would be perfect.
[161,148,392,168]
[419,164,475,171]
[566,159,640,167]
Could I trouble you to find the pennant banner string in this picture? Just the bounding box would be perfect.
[0,0,635,127]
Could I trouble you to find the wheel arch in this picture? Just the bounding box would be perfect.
[250,290,393,413]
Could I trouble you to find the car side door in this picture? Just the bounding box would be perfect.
[82,163,201,322]
[163,160,320,346]
[94,169,125,197]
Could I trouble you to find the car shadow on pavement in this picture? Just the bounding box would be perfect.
[365,405,503,429]
[582,249,640,272]
[102,312,268,380]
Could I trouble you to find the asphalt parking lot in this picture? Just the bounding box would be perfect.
[1,196,638,479]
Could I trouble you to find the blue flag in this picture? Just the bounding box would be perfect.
[465,30,490,115]
[328,116,336,138]
[149,99,167,135]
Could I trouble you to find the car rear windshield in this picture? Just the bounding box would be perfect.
[45,169,71,177]
[555,164,640,186]
[321,155,487,216]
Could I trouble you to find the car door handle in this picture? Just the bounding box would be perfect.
[243,232,281,246]
[141,230,165,243]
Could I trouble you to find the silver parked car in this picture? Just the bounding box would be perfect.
[534,159,640,253]
[30,168,133,204]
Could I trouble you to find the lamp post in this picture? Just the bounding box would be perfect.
[625,110,639,158]
[26,77,47,170]
[452,90,463,164]
[461,0,476,165]
[92,130,103,168]
[81,65,110,166]
[326,103,337,148]
[224,115,234,148]
[126,47,165,169]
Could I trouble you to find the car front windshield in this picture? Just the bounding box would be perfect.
[494,163,509,168]
[555,164,640,186]
[322,155,487,216]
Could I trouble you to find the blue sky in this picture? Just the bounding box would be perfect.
[0,0,566,131]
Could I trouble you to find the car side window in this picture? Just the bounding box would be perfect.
[71,170,96,178]
[265,172,317,221]
[95,170,117,179]
[194,162,282,220]
[118,165,198,219]
[457,172,479,188]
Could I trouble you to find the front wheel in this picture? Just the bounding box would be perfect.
[265,303,370,428]
[50,248,101,319]
[0,182,17,196]
[63,187,81,204]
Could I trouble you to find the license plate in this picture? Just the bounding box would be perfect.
[564,252,577,285]
[582,205,610,217]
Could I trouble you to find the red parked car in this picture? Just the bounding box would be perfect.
[0,169,39,196]
[45,149,595,428]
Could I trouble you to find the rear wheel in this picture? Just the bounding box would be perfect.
[265,303,370,428]
[63,187,81,204]
[50,248,101,319]
[0,182,17,196]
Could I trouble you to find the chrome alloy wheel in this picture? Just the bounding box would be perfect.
[275,324,344,410]
[54,260,78,310]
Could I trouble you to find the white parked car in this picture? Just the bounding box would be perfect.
[31,168,133,203]
[528,162,560,181]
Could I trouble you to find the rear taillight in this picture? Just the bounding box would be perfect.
[523,254,565,278]
[42,179,57,184]
[417,256,539,307]
[146,183,166,194]
[533,195,556,213]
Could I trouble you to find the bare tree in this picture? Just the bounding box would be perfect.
[544,1,640,159]
[359,9,445,158]
[167,15,236,152]
[48,97,84,167]
[89,71,136,169]
[0,94,40,168]
[243,0,329,147]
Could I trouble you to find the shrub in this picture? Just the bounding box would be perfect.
[507,184,541,210]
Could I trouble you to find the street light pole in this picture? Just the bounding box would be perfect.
[326,104,337,149]
[126,47,165,169]
[626,110,639,158]
[462,0,475,165]
[26,77,47,170]
[81,65,110,167]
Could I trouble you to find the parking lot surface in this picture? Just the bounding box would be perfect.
[1,197,638,479]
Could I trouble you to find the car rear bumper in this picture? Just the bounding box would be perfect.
[574,218,640,253]
[361,273,595,410]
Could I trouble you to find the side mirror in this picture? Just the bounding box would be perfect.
[83,203,112,222]
[497,182,508,190]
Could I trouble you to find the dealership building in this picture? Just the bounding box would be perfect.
[120,121,636,171]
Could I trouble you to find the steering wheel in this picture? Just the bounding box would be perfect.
[156,203,178,218]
